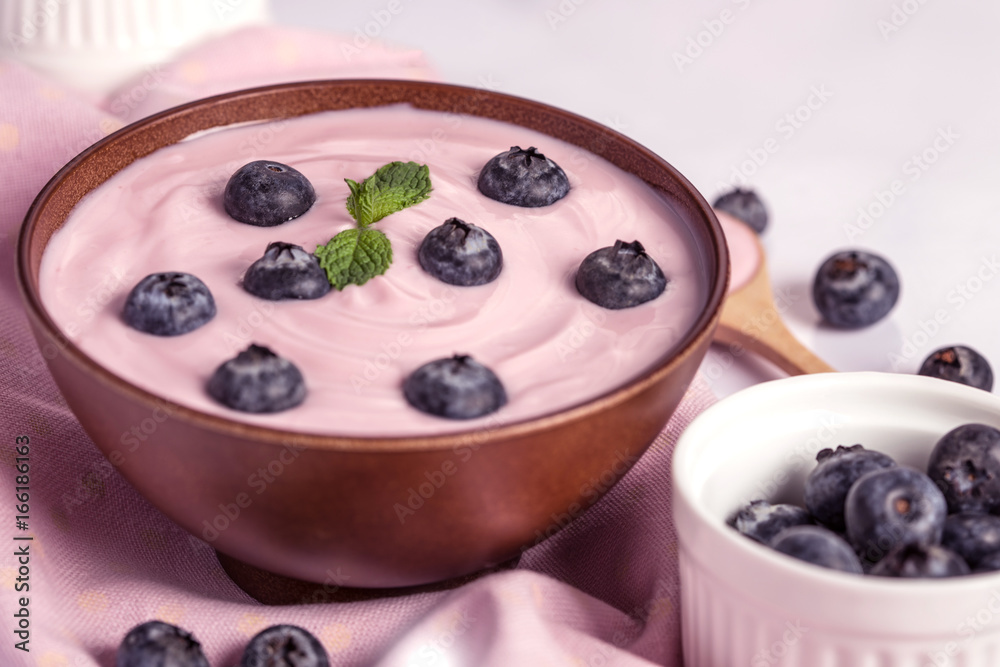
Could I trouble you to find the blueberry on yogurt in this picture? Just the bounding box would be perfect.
[238,624,329,667]
[224,160,316,227]
[116,620,209,667]
[123,272,216,336]
[575,240,667,309]
[418,218,503,286]
[243,242,331,300]
[207,344,306,414]
[403,355,506,419]
[812,249,899,328]
[477,146,570,207]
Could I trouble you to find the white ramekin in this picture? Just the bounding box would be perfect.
[0,0,270,94]
[673,372,1000,666]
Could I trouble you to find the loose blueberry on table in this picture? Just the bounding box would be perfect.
[712,187,769,234]
[812,249,900,328]
[239,624,329,667]
[731,499,812,544]
[116,620,209,667]
[770,525,864,574]
[575,240,667,309]
[927,423,1000,514]
[207,344,307,414]
[403,355,507,419]
[242,241,331,300]
[123,272,216,336]
[845,466,947,564]
[477,146,570,207]
[803,444,896,533]
[869,542,970,578]
[417,218,503,286]
[224,160,316,227]
[918,345,994,392]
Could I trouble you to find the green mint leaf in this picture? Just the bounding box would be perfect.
[344,178,363,222]
[344,161,432,227]
[357,185,379,228]
[315,227,393,290]
[331,161,431,289]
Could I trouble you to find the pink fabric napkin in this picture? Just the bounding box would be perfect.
[0,26,716,667]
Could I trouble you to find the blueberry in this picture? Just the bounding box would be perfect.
[224,160,316,227]
[575,240,667,309]
[117,620,209,667]
[243,242,331,300]
[941,512,1000,568]
[973,550,1000,573]
[812,249,899,328]
[417,218,503,286]
[918,345,994,392]
[207,344,306,413]
[712,187,768,234]
[403,355,506,419]
[927,423,1000,514]
[239,624,329,667]
[769,525,863,574]
[845,467,947,564]
[869,542,970,578]
[730,500,812,544]
[477,146,570,207]
[123,272,216,336]
[803,444,897,533]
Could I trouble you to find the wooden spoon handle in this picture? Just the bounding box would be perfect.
[715,314,835,376]
[715,226,835,376]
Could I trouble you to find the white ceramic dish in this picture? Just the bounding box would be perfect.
[673,372,1000,666]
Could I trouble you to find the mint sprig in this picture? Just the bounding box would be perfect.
[317,161,431,290]
[315,228,392,290]
[345,161,432,227]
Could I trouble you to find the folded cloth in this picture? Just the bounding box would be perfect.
[0,26,715,666]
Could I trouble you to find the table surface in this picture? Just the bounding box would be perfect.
[273,1,1000,397]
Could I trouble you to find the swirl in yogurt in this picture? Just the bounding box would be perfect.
[39,105,708,436]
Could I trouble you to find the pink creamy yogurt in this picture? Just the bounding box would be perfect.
[39,105,707,436]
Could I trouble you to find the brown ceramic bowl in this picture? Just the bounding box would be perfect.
[17,80,728,589]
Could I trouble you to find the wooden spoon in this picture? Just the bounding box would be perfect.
[714,211,835,375]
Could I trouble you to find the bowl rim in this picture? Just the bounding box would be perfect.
[17,78,729,452]
[673,371,1000,597]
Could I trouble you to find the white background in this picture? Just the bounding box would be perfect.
[271,1,1000,397]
